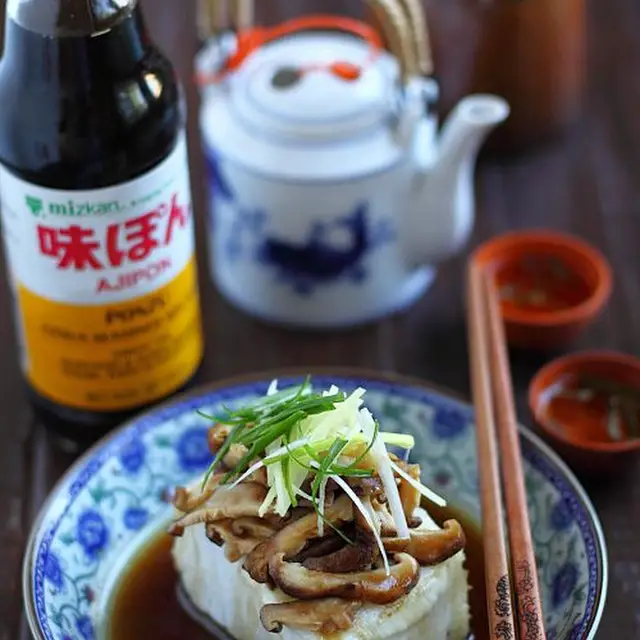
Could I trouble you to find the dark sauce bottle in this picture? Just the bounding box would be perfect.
[0,0,204,446]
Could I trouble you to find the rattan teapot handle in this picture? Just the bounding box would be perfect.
[196,0,432,84]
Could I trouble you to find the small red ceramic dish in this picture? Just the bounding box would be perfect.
[529,351,640,474]
[472,230,612,349]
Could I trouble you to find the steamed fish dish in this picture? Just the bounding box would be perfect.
[170,381,471,639]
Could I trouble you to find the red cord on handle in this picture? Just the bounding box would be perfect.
[196,14,383,86]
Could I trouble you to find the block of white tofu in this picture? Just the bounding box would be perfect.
[172,507,470,640]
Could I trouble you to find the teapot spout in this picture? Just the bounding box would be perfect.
[408,95,509,265]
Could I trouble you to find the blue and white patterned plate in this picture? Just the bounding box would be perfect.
[23,371,607,640]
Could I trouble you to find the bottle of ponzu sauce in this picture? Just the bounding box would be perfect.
[0,0,204,444]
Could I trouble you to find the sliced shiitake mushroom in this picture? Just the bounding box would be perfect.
[168,482,268,536]
[205,516,278,562]
[279,506,313,526]
[296,491,335,510]
[205,424,251,470]
[355,495,397,537]
[268,552,419,605]
[207,424,231,453]
[172,472,224,513]
[243,495,353,584]
[289,534,344,563]
[372,498,398,536]
[230,516,277,539]
[259,599,361,634]
[398,463,421,519]
[249,466,268,486]
[300,477,339,496]
[382,519,465,566]
[205,520,264,562]
[303,533,376,573]
[225,537,265,562]
[205,521,226,546]
[222,443,249,470]
[348,476,384,500]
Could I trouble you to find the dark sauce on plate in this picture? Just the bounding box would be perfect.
[428,503,488,640]
[109,533,212,640]
[109,505,488,640]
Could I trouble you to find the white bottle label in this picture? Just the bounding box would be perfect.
[0,132,203,411]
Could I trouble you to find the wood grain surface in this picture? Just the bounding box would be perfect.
[1,0,639,638]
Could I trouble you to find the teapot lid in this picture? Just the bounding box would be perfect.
[228,31,396,142]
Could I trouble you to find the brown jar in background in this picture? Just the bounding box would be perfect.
[424,0,586,154]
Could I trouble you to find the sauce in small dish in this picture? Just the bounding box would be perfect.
[530,351,640,474]
[473,230,612,350]
[108,503,488,640]
[540,374,640,444]
[497,254,592,315]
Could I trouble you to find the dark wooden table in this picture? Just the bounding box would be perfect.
[2,0,639,638]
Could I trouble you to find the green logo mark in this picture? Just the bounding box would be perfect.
[26,196,43,216]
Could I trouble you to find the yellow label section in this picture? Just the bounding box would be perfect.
[17,257,203,411]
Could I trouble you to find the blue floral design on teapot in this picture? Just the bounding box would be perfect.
[207,153,395,296]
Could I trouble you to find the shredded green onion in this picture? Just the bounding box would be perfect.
[343,421,380,470]
[311,438,348,503]
[196,378,441,530]
[281,433,298,508]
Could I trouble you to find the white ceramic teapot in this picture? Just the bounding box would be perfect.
[196,0,509,328]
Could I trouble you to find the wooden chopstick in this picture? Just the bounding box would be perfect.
[467,263,516,640]
[483,273,546,640]
[467,261,546,640]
